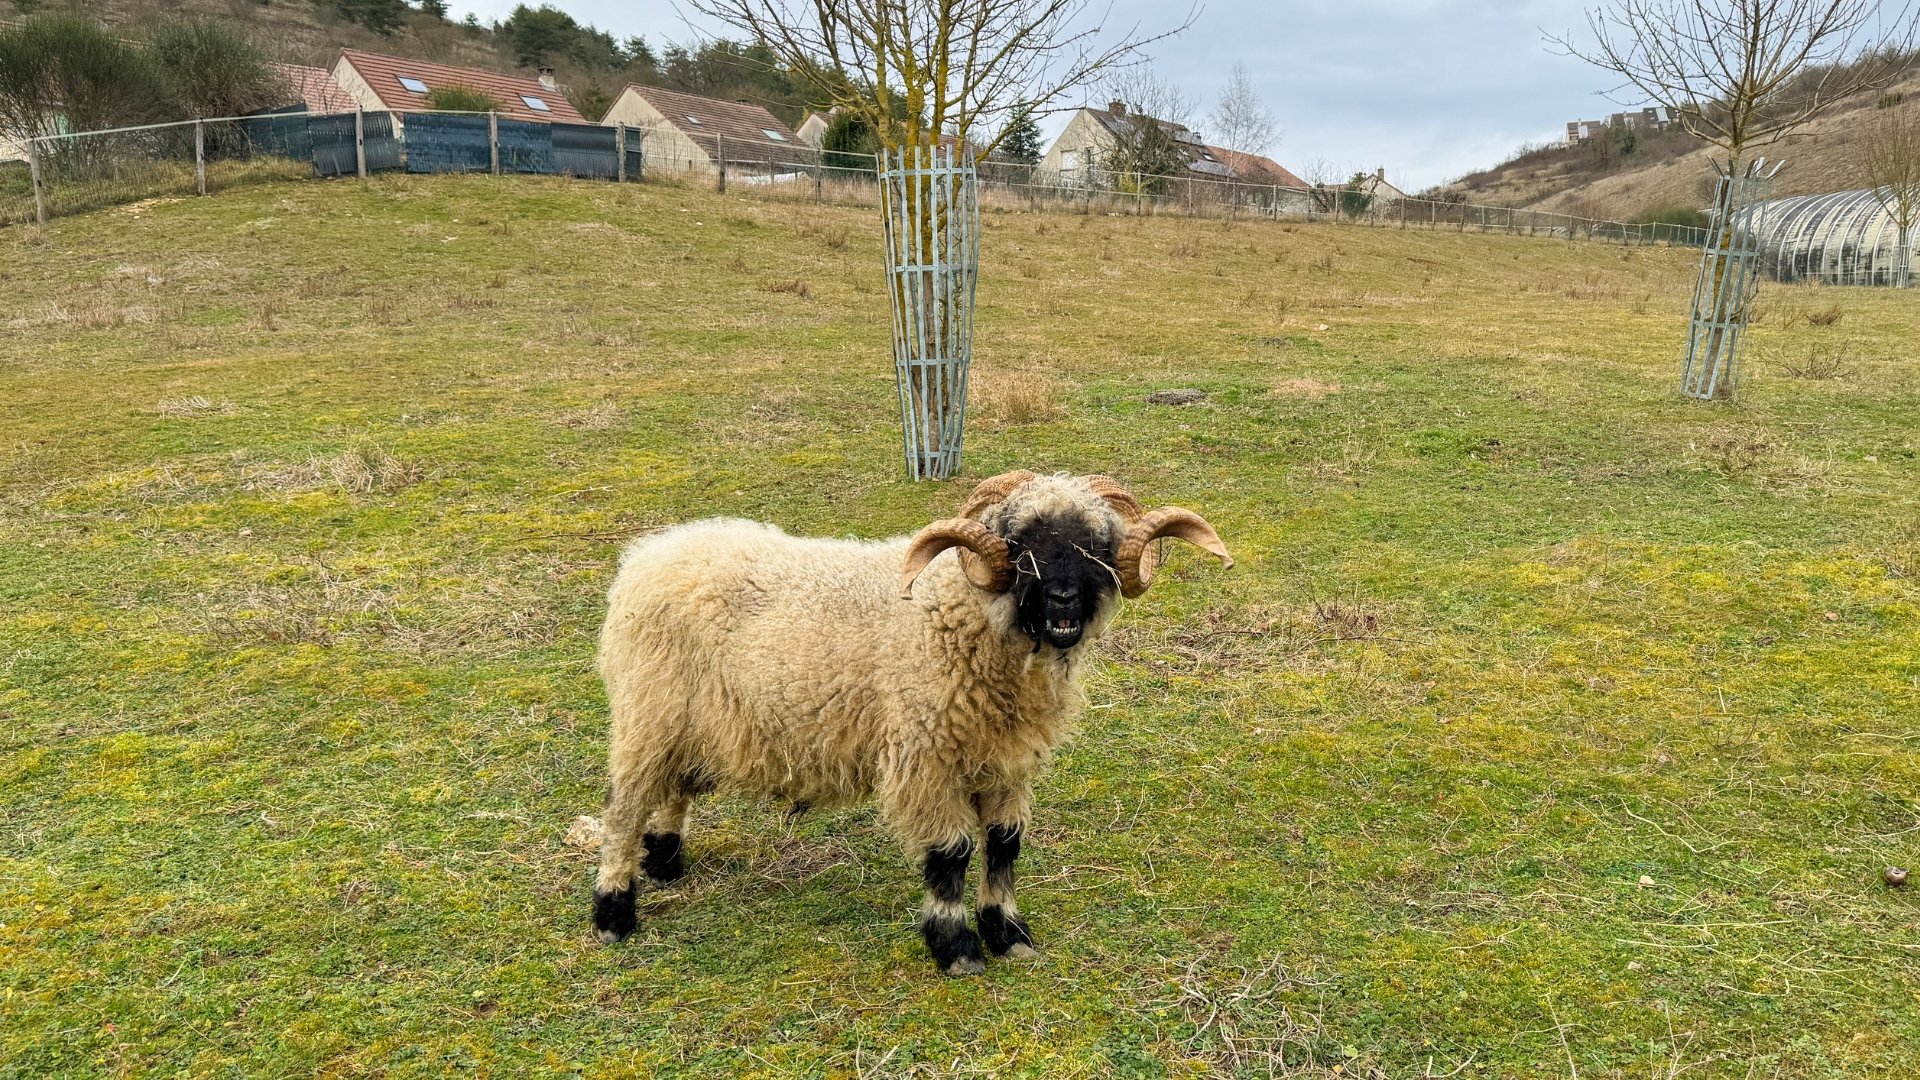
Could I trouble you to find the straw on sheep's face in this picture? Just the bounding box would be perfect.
[1002,505,1120,650]
[898,471,1234,652]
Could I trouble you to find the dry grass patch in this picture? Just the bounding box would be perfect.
[246,445,423,495]
[972,369,1067,424]
[1270,377,1341,400]
[155,395,235,418]
[553,398,626,430]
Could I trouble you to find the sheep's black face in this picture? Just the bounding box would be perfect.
[1004,514,1117,650]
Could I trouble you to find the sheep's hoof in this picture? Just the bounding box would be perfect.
[592,886,637,944]
[944,956,987,977]
[1004,943,1041,961]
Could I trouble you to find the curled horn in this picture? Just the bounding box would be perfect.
[1083,475,1143,522]
[958,470,1037,520]
[1115,508,1233,599]
[900,519,1014,598]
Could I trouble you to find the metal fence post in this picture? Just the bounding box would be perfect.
[716,134,726,193]
[27,138,47,224]
[354,110,367,179]
[489,111,500,175]
[615,123,626,183]
[195,119,207,196]
[814,151,822,202]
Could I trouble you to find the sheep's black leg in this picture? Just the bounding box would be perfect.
[643,795,693,886]
[977,822,1037,958]
[921,838,985,975]
[594,777,655,943]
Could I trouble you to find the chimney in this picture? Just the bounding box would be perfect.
[1108,100,1126,116]
[1375,166,1385,181]
[537,67,558,90]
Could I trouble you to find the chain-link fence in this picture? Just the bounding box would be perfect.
[3,110,1709,249]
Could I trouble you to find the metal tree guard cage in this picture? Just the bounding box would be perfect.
[879,145,980,481]
[1682,158,1781,401]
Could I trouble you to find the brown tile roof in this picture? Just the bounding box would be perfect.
[339,49,587,124]
[274,63,356,115]
[619,84,798,147]
[1211,147,1306,189]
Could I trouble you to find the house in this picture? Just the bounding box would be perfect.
[1566,107,1671,145]
[599,84,803,176]
[272,63,358,115]
[1040,101,1303,187]
[330,49,588,126]
[795,107,835,147]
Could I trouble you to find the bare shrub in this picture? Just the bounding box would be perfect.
[1782,340,1857,380]
[761,279,811,298]
[1806,303,1843,326]
[1703,431,1774,475]
[972,369,1066,424]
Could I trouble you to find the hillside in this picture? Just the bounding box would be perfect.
[65,0,515,75]
[1442,71,1920,218]
[4,172,1920,1075]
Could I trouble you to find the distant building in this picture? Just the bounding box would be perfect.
[331,49,588,127]
[600,84,804,176]
[1040,100,1305,187]
[273,63,357,115]
[795,108,835,147]
[1566,106,1673,145]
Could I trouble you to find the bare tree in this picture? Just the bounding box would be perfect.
[1551,0,1918,169]
[686,0,1196,157]
[1865,101,1920,286]
[1096,66,1198,194]
[1208,61,1277,155]
[1551,0,1919,399]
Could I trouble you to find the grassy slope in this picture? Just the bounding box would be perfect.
[2,175,1918,1078]
[1444,73,1920,217]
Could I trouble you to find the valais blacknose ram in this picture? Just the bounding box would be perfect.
[590,471,1231,974]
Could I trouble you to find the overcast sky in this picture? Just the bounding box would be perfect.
[446,0,1632,191]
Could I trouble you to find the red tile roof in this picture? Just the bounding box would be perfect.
[1211,147,1306,189]
[339,49,587,124]
[274,63,356,115]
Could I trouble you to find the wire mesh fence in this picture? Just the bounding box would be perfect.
[3,111,1714,250]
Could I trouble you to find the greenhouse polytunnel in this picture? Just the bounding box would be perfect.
[1749,188,1914,286]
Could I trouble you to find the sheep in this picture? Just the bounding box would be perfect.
[590,470,1232,974]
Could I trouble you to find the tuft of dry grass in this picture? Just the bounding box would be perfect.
[554,398,626,430]
[155,395,235,418]
[761,279,811,299]
[246,445,423,494]
[971,369,1066,424]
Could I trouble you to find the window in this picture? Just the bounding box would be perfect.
[762,129,786,141]
[521,95,550,112]
[397,76,429,94]
[685,114,703,125]
[1062,150,1078,169]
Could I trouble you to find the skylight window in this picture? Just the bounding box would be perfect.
[521,95,550,112]
[686,115,703,124]
[397,76,429,94]
[762,129,786,141]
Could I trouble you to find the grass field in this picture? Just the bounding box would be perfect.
[3,174,1918,1077]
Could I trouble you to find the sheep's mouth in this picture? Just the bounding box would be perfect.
[1044,618,1083,647]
